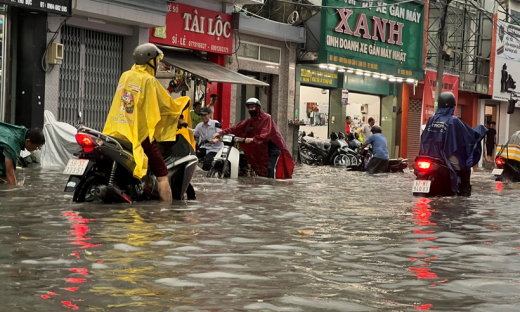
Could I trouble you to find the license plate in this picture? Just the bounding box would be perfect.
[412,180,431,193]
[492,169,504,176]
[63,159,89,176]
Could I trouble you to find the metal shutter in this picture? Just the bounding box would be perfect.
[407,98,422,162]
[58,26,123,130]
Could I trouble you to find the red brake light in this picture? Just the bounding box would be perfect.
[76,134,95,153]
[417,161,432,170]
[496,157,504,166]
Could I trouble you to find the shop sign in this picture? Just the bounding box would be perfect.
[422,70,459,127]
[492,20,520,105]
[0,0,71,15]
[319,0,426,80]
[299,66,339,88]
[150,3,233,55]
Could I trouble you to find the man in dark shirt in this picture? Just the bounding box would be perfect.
[485,121,497,162]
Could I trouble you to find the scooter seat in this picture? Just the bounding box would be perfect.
[111,136,133,151]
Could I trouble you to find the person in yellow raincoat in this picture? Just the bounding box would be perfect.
[103,43,194,203]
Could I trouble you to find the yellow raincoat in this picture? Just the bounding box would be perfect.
[103,64,193,179]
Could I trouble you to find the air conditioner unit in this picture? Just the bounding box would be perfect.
[360,104,368,114]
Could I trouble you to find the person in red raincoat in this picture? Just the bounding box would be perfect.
[212,98,294,179]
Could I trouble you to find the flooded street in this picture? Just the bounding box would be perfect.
[1,166,520,311]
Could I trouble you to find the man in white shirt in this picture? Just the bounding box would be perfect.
[359,117,375,142]
[193,107,223,170]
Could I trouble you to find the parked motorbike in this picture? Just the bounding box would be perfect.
[298,131,349,166]
[206,134,255,178]
[412,156,454,196]
[63,126,198,203]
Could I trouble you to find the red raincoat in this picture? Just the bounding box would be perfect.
[220,110,294,179]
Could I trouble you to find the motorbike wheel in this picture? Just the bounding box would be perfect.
[333,154,350,167]
[207,167,226,179]
[74,175,106,203]
[300,146,321,165]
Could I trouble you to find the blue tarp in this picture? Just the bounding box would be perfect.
[419,107,488,193]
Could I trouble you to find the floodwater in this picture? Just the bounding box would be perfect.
[1,166,520,312]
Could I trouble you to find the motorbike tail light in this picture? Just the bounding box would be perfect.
[76,133,96,153]
[496,157,504,166]
[416,160,432,171]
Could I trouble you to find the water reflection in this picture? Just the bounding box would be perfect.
[1,166,520,311]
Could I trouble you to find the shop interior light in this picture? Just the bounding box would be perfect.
[319,64,328,69]
[364,73,371,76]
[338,68,345,72]
[406,78,415,83]
[396,78,404,82]
[347,70,354,73]
[380,76,387,80]
[389,78,397,82]
[356,71,363,75]
[373,75,380,79]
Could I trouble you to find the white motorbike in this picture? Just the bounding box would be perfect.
[207,134,254,179]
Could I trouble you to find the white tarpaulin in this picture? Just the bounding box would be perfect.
[40,111,81,168]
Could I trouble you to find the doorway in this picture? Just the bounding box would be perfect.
[484,104,499,162]
[236,70,271,124]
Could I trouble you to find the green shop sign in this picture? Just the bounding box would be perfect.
[319,0,426,80]
[298,66,340,88]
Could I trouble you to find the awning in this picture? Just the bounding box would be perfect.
[161,51,269,86]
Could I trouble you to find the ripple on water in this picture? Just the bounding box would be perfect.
[155,278,205,287]
[188,272,269,280]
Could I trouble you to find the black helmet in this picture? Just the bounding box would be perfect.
[133,43,163,65]
[330,132,338,141]
[438,92,456,109]
[371,125,382,134]
[338,132,345,140]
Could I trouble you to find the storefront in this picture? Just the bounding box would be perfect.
[149,2,268,129]
[297,0,426,158]
[489,19,520,147]
[0,0,72,127]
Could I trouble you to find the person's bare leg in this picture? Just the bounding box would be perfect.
[157,176,172,203]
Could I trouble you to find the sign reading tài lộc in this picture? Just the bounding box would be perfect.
[150,3,233,55]
[0,0,71,15]
[299,66,340,88]
[319,0,426,80]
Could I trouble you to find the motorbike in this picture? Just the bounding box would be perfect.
[492,132,520,182]
[412,156,454,196]
[206,134,255,178]
[298,131,349,166]
[356,145,409,173]
[63,126,198,203]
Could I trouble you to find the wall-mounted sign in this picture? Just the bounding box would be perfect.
[492,20,520,105]
[422,70,459,127]
[298,66,339,88]
[341,89,349,105]
[150,3,233,55]
[319,0,426,80]
[0,0,71,15]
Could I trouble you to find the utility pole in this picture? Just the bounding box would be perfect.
[434,0,453,105]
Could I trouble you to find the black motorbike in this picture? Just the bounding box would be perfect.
[356,145,408,173]
[64,126,198,203]
[298,131,349,166]
[412,156,454,196]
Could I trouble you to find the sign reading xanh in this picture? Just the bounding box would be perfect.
[150,3,233,55]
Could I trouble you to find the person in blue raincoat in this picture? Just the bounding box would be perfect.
[419,92,487,196]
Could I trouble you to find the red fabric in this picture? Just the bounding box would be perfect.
[220,110,294,179]
[141,138,168,177]
[345,124,351,134]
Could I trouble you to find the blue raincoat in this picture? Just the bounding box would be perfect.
[419,107,487,193]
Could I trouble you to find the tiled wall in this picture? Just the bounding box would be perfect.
[229,33,298,151]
